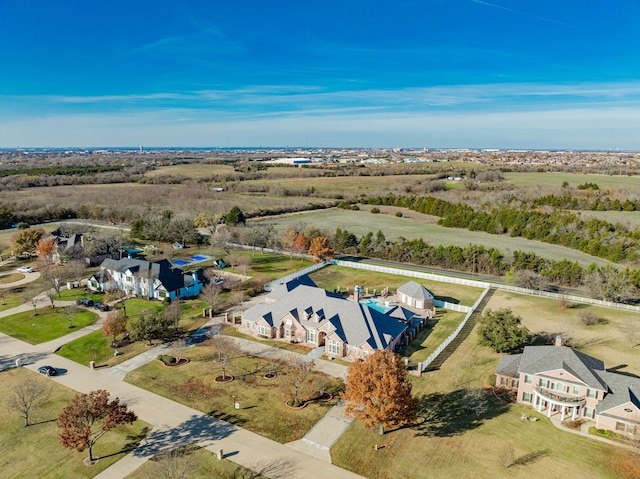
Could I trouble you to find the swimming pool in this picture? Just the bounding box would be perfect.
[360,299,392,314]
[171,254,212,267]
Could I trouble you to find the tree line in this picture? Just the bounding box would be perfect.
[359,194,639,263]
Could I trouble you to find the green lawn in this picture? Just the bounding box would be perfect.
[125,345,343,444]
[0,306,98,344]
[402,310,466,363]
[0,367,150,479]
[56,329,152,368]
[504,171,640,192]
[250,208,612,267]
[0,294,24,313]
[309,264,484,307]
[330,324,626,479]
[57,300,210,368]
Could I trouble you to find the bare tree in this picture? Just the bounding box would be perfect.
[211,336,239,380]
[7,377,51,427]
[200,283,222,315]
[39,263,65,300]
[145,444,194,479]
[164,300,183,334]
[64,259,87,287]
[22,286,42,316]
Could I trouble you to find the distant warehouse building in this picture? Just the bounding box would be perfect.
[269,157,313,165]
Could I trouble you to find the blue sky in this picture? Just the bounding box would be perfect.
[1,0,640,149]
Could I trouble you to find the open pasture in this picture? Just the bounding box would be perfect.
[504,171,640,192]
[253,208,611,267]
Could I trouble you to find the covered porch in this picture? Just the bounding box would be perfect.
[533,387,586,421]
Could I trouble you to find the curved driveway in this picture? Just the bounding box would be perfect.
[0,301,362,479]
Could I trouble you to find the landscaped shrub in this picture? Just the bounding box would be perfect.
[395,211,403,217]
[158,354,177,364]
[370,207,380,214]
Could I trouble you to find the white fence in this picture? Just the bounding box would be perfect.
[331,259,640,313]
[264,261,330,291]
[433,300,472,313]
[418,287,492,373]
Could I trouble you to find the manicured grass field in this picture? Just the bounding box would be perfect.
[0,306,98,344]
[0,367,150,479]
[56,329,152,368]
[125,345,342,444]
[309,264,484,307]
[251,208,611,267]
[486,290,640,374]
[57,298,210,368]
[504,171,640,192]
[402,310,467,363]
[0,294,24,312]
[126,446,268,479]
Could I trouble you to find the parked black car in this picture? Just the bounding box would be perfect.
[37,365,57,377]
[76,298,94,307]
[93,302,110,312]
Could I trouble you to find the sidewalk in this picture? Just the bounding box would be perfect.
[549,417,639,452]
[1,337,364,479]
[0,291,362,478]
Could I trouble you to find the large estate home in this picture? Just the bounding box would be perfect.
[88,258,205,301]
[240,275,426,361]
[496,338,640,438]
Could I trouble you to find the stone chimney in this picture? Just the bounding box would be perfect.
[555,335,563,347]
[354,284,362,303]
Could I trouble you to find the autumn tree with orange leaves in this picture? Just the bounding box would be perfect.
[342,350,417,435]
[35,237,57,264]
[102,311,128,348]
[57,389,137,463]
[293,233,310,256]
[308,236,333,262]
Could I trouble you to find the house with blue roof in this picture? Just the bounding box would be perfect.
[88,257,205,301]
[241,275,418,361]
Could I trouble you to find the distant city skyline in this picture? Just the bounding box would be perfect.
[1,1,639,149]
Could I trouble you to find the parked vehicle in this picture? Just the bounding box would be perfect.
[93,302,110,312]
[17,266,34,273]
[37,365,57,377]
[76,298,94,307]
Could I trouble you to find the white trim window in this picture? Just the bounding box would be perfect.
[328,339,340,355]
[307,329,317,343]
[258,325,268,337]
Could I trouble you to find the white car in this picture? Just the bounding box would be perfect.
[17,266,34,273]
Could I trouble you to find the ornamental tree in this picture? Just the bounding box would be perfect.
[57,389,137,462]
[102,311,128,348]
[12,227,45,257]
[308,236,333,262]
[477,308,529,353]
[342,350,417,435]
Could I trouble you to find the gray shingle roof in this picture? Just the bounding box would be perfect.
[496,354,522,377]
[397,281,434,300]
[595,370,640,414]
[244,276,411,350]
[516,346,607,389]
